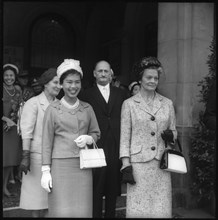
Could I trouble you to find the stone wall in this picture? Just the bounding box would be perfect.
[158,2,214,208]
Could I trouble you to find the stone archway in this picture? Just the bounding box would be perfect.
[27,13,77,77]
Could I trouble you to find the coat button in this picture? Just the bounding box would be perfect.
[151,116,155,121]
[151,131,155,136]
[151,146,156,150]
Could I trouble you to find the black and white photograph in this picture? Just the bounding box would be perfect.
[2,1,216,218]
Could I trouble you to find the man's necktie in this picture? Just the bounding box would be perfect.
[102,87,109,103]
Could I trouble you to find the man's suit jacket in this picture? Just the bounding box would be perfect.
[79,85,128,154]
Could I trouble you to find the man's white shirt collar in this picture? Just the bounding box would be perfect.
[97,83,110,91]
[97,83,110,102]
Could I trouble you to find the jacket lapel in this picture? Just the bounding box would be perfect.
[152,93,162,115]
[37,92,50,112]
[108,86,116,114]
[94,86,108,113]
[133,92,162,116]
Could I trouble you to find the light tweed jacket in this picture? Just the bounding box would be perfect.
[119,92,177,163]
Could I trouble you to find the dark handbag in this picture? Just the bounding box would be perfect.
[160,138,187,174]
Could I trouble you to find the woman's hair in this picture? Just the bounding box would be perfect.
[59,69,82,85]
[132,57,164,81]
[137,66,163,81]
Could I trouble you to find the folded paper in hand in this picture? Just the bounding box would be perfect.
[80,138,107,169]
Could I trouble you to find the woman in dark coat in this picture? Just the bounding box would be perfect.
[2,63,22,197]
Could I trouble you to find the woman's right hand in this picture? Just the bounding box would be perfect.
[19,150,31,175]
[121,165,136,185]
[41,166,52,193]
[121,157,131,170]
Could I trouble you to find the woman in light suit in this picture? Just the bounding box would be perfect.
[40,59,100,217]
[119,57,177,218]
[19,68,61,217]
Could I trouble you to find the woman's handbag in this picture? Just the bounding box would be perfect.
[160,138,187,174]
[80,138,107,169]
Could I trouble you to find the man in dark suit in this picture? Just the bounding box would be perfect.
[79,60,128,218]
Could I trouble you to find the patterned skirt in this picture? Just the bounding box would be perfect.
[126,159,172,218]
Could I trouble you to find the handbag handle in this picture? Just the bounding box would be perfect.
[84,136,99,150]
[164,138,183,153]
[92,137,98,149]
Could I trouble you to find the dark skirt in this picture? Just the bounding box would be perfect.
[3,127,22,167]
[48,158,93,217]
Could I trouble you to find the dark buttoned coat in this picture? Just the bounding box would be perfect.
[79,85,128,195]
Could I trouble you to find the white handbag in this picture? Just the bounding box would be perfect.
[160,139,187,174]
[80,138,107,169]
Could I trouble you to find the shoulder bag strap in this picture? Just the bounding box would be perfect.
[164,138,183,153]
[176,138,183,152]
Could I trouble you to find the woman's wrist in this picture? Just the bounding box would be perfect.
[121,157,131,170]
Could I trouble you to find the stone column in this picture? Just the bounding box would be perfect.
[157,3,214,208]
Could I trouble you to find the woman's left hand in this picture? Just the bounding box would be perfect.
[74,135,93,148]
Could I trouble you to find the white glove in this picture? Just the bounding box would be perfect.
[41,165,52,193]
[74,135,93,148]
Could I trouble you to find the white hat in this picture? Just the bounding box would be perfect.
[3,63,19,74]
[57,59,83,78]
[128,81,140,91]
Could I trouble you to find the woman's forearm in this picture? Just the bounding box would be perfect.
[22,139,31,151]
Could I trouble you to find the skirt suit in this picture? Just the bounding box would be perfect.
[120,92,177,218]
[19,92,51,210]
[42,99,100,217]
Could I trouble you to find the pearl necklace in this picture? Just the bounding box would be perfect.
[3,85,15,97]
[61,97,79,109]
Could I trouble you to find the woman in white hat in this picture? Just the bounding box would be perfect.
[128,81,141,96]
[41,59,100,217]
[2,63,22,198]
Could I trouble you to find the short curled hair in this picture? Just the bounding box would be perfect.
[132,56,164,81]
[59,69,82,85]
